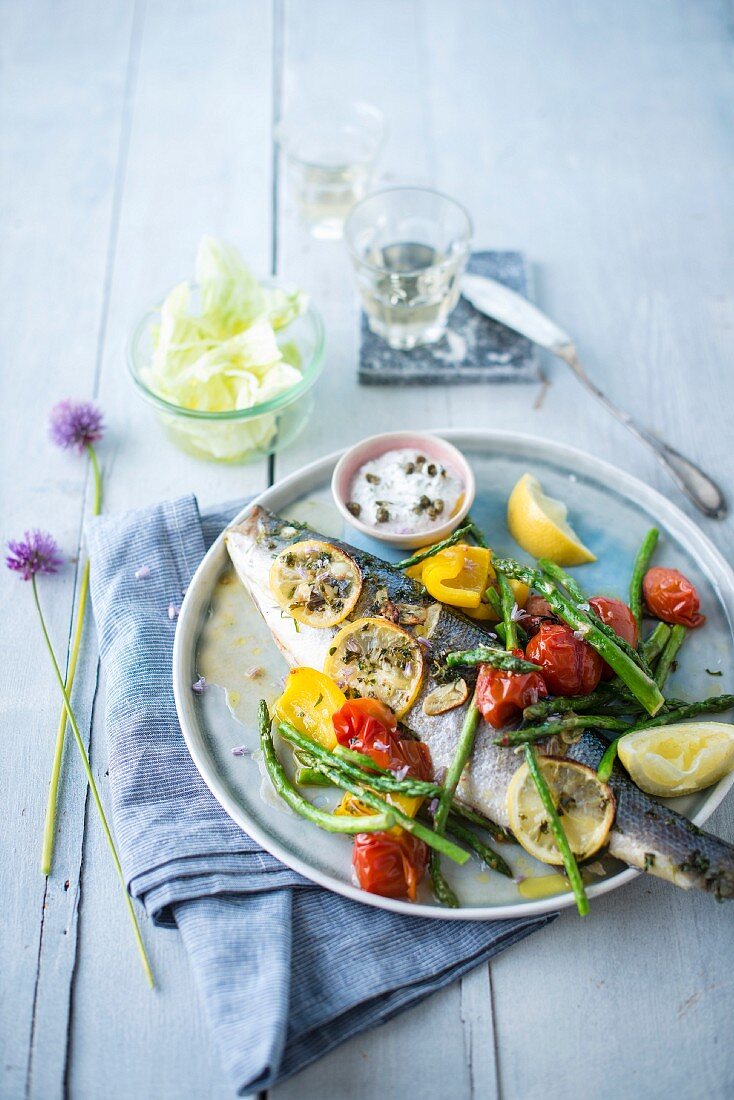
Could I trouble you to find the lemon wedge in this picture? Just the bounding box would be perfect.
[507,757,615,864]
[617,722,734,797]
[507,473,596,566]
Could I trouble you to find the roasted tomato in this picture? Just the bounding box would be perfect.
[332,699,398,768]
[517,594,556,638]
[352,831,428,901]
[525,622,603,696]
[588,595,639,680]
[475,650,548,729]
[642,567,705,628]
[332,700,431,781]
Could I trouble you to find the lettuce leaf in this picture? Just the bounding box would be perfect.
[142,237,309,460]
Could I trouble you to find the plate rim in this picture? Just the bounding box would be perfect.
[173,428,734,920]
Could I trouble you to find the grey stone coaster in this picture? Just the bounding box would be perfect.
[358,250,539,385]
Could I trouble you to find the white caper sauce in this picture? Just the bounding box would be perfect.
[346,448,464,534]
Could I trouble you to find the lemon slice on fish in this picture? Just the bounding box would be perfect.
[617,722,734,797]
[507,473,596,566]
[270,540,362,628]
[324,617,424,718]
[507,757,615,864]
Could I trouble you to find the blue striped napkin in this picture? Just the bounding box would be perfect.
[86,494,554,1094]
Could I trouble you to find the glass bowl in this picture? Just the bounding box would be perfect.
[127,280,325,463]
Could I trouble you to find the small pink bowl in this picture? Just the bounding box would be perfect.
[331,431,476,549]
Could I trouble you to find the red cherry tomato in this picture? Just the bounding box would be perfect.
[516,594,556,638]
[525,622,603,696]
[588,595,639,681]
[475,650,548,729]
[331,700,432,779]
[352,831,428,901]
[642,567,705,628]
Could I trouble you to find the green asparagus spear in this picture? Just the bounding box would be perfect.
[538,558,653,674]
[654,624,687,689]
[524,744,589,916]
[538,559,585,602]
[495,713,631,747]
[641,621,671,666]
[429,851,459,907]
[492,558,664,715]
[259,703,394,834]
[396,524,473,570]
[332,740,512,842]
[484,585,504,618]
[280,722,441,799]
[466,516,489,548]
[440,816,513,878]
[497,572,519,651]
[629,528,659,630]
[446,646,541,674]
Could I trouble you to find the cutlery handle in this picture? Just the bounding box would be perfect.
[556,344,727,520]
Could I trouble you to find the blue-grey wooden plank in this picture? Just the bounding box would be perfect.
[0,2,137,1097]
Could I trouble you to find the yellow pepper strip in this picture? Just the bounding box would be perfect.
[422,545,492,610]
[272,667,345,750]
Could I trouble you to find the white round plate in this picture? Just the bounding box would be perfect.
[173,429,734,919]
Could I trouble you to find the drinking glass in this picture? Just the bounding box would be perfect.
[277,101,385,240]
[343,187,473,349]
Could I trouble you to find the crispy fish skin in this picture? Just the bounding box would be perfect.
[226,505,734,901]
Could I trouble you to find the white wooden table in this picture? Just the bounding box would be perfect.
[3,2,733,1097]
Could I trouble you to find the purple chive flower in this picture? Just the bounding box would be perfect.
[231,746,252,757]
[135,565,151,580]
[428,797,439,816]
[168,602,180,620]
[192,676,206,694]
[6,530,63,581]
[49,399,104,455]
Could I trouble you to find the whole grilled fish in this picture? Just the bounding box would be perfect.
[226,506,734,901]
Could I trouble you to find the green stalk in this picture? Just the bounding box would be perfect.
[484,585,503,618]
[597,693,734,782]
[497,572,519,651]
[396,524,473,571]
[629,528,659,630]
[538,559,584,602]
[260,711,393,832]
[524,744,589,916]
[496,713,631,747]
[492,558,664,715]
[446,646,541,674]
[280,723,443,799]
[310,760,470,864]
[332,739,512,842]
[433,702,481,835]
[523,689,622,720]
[32,577,154,987]
[429,851,459,907]
[466,516,489,548]
[539,557,651,673]
[41,443,102,875]
[440,815,513,878]
[641,621,671,666]
[654,624,687,689]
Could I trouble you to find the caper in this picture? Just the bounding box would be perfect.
[365,472,380,484]
[346,501,361,517]
[426,463,437,476]
[376,506,390,523]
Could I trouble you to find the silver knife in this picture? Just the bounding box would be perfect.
[462,273,726,520]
